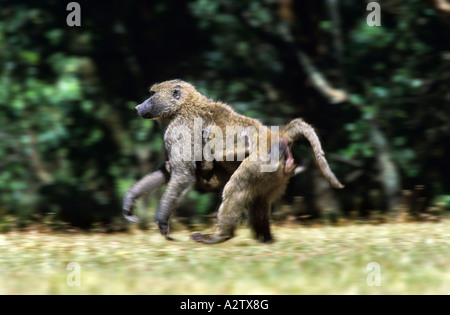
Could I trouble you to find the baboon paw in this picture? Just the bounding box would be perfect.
[123,210,139,223]
[164,234,176,241]
[259,236,275,244]
[191,232,231,244]
[156,221,176,241]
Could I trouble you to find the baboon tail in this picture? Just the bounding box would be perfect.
[281,118,344,189]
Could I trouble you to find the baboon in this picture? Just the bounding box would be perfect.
[123,79,343,243]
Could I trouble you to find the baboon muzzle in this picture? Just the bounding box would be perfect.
[135,100,153,119]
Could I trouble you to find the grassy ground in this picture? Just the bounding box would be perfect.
[1,220,449,294]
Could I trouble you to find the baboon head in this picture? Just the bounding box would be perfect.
[135,79,196,119]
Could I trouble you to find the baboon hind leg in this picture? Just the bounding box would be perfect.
[191,190,246,244]
[192,165,251,244]
[248,197,274,243]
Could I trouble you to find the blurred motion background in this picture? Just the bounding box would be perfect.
[1,0,449,231]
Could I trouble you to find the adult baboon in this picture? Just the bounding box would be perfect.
[124,80,343,243]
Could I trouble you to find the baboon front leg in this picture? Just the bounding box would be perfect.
[248,197,274,243]
[155,173,193,240]
[123,162,170,223]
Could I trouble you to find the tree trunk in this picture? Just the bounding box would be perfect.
[370,122,401,215]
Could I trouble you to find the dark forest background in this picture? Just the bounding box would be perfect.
[1,0,449,230]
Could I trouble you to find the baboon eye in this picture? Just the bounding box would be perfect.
[149,90,156,97]
[173,86,181,100]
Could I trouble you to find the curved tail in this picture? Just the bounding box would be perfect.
[281,118,344,189]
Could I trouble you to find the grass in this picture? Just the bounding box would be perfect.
[1,220,450,294]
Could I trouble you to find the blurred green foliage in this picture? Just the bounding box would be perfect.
[0,0,449,228]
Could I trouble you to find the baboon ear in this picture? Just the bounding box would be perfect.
[173,85,181,100]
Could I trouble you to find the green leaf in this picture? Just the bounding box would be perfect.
[12,98,25,110]
[19,51,40,65]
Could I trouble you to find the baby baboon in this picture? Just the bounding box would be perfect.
[124,79,343,243]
